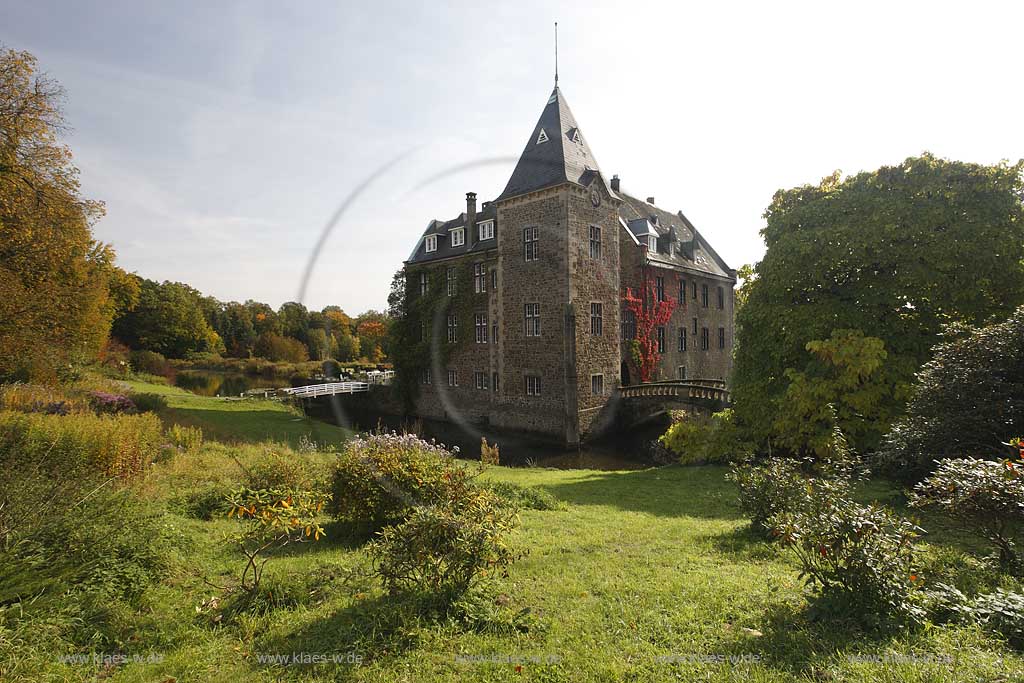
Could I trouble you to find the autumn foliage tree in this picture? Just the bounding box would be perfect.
[0,46,134,380]
[623,275,677,383]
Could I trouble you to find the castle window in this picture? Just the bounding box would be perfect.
[702,284,709,308]
[492,372,499,392]
[474,371,489,390]
[473,263,487,293]
[589,225,602,259]
[525,375,542,396]
[524,303,541,337]
[421,368,431,385]
[701,327,710,351]
[719,327,726,349]
[425,235,437,253]
[648,235,658,253]
[679,278,686,305]
[590,302,603,336]
[492,323,497,344]
[446,268,456,296]
[475,313,488,344]
[656,276,665,302]
[447,314,457,343]
[478,220,494,241]
[718,286,725,309]
[622,309,636,340]
[692,281,697,300]
[657,326,666,353]
[677,366,687,380]
[451,227,465,247]
[678,326,687,352]
[447,369,458,386]
[491,268,498,290]
[524,227,539,262]
[419,272,428,295]
[693,317,698,336]
[591,374,604,396]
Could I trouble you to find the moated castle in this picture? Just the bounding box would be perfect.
[403,85,735,446]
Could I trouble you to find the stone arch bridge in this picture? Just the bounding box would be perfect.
[612,378,731,429]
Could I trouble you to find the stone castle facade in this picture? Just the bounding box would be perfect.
[403,85,736,446]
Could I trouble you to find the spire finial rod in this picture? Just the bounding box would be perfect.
[554,21,559,87]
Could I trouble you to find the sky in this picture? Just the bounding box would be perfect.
[3,0,1023,314]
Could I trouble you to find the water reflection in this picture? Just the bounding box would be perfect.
[174,371,291,397]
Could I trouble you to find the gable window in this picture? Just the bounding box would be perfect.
[657,326,666,353]
[425,235,437,253]
[719,327,726,350]
[656,276,665,302]
[647,235,658,253]
[677,366,687,380]
[474,371,489,390]
[446,313,457,343]
[525,375,542,396]
[590,302,603,336]
[419,272,428,295]
[589,225,602,259]
[446,268,456,297]
[718,286,725,309]
[474,313,488,344]
[678,326,687,352]
[478,220,495,241]
[473,263,487,293]
[622,309,636,340]
[447,369,458,387]
[591,374,604,395]
[524,303,541,337]
[702,284,709,308]
[524,227,539,262]
[701,327,710,351]
[451,227,465,247]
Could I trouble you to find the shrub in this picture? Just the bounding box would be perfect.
[480,437,500,466]
[770,482,924,624]
[660,408,751,465]
[879,306,1024,480]
[910,455,1024,571]
[728,457,811,534]
[0,411,162,481]
[130,392,167,413]
[176,482,233,520]
[88,390,136,415]
[244,449,315,491]
[226,487,328,590]
[368,483,519,599]
[167,424,203,454]
[968,589,1024,647]
[328,433,466,528]
[129,350,172,377]
[0,383,85,414]
[484,481,563,511]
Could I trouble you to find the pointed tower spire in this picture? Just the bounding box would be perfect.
[497,86,608,201]
[554,21,559,87]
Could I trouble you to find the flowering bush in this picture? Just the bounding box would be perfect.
[88,390,136,415]
[328,432,469,528]
[910,447,1024,571]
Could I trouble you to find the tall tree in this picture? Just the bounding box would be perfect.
[0,47,127,380]
[733,154,1024,453]
[113,279,222,358]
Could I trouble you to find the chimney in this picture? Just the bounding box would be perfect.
[646,196,655,205]
[610,174,620,192]
[466,192,477,248]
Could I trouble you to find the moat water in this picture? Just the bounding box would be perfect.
[176,370,662,470]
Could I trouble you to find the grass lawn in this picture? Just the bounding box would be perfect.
[123,378,351,448]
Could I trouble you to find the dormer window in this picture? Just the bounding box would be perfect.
[536,128,549,144]
[478,220,494,241]
[451,227,465,247]
[425,235,437,253]
[648,236,658,253]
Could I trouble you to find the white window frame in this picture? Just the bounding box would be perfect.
[447,369,458,387]
[524,303,541,337]
[590,302,602,336]
[525,375,542,396]
[648,235,657,252]
[419,272,428,295]
[473,262,487,293]
[524,227,539,262]
[421,368,431,385]
[589,225,602,259]
[591,374,604,396]
[474,312,488,344]
[425,235,437,253]
[451,227,465,247]
[446,267,456,297]
[478,220,495,241]
[447,313,457,343]
[474,371,489,390]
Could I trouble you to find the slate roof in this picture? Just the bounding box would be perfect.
[497,86,612,201]
[617,191,735,281]
[406,202,498,264]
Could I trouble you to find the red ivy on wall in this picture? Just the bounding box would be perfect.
[623,275,677,383]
